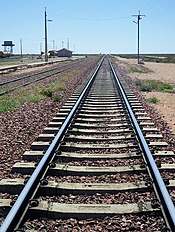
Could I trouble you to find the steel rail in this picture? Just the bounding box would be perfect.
[0,61,83,96]
[0,58,87,87]
[109,59,175,231]
[0,66,73,96]
[0,57,104,232]
[0,65,71,86]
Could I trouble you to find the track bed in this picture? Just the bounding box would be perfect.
[0,57,174,231]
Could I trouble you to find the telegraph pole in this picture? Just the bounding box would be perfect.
[20,38,23,59]
[40,43,42,54]
[44,7,52,62]
[67,38,69,50]
[52,40,55,50]
[132,10,145,64]
[44,7,48,62]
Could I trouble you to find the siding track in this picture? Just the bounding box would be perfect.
[0,60,80,96]
[0,56,175,231]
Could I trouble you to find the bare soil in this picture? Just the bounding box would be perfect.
[115,56,175,134]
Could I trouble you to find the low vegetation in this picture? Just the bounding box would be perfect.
[52,94,62,102]
[144,55,175,63]
[129,67,145,73]
[146,96,159,104]
[0,87,63,113]
[0,70,78,113]
[40,88,53,97]
[118,54,175,63]
[0,89,44,113]
[135,79,173,92]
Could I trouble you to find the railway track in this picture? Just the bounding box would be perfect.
[0,59,82,96]
[0,56,175,231]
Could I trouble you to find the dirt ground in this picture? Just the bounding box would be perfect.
[115,56,175,134]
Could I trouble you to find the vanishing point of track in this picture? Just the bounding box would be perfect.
[0,56,175,231]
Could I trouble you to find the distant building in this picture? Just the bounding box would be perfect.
[49,50,58,57]
[0,51,10,58]
[57,48,72,58]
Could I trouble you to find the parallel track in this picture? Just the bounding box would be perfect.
[0,60,79,96]
[0,56,175,231]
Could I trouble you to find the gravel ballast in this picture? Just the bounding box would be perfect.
[0,57,99,180]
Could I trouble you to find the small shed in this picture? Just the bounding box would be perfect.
[57,48,72,58]
[49,50,58,57]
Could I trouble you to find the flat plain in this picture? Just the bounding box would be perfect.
[116,56,175,134]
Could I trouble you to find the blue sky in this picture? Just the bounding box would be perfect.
[0,0,175,54]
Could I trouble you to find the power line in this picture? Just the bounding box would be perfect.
[48,11,130,21]
[132,10,146,64]
[149,1,175,17]
[142,0,161,13]
[151,0,169,12]
[143,0,172,17]
[141,0,155,11]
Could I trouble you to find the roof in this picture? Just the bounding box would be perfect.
[57,48,73,52]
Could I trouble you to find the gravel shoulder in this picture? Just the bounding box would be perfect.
[115,56,175,134]
[0,57,99,180]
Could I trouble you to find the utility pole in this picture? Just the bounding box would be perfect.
[20,38,23,59]
[40,43,42,54]
[52,40,55,50]
[44,7,52,62]
[40,43,43,60]
[132,10,145,64]
[44,7,48,62]
[67,38,69,50]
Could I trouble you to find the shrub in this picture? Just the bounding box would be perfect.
[130,67,145,73]
[135,79,173,92]
[157,82,173,91]
[146,96,159,104]
[53,95,62,102]
[41,88,53,97]
[135,79,153,92]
